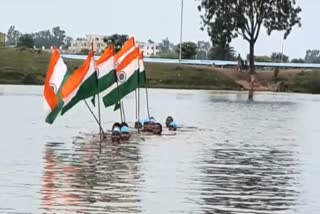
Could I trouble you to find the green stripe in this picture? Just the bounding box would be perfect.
[103,69,139,108]
[61,72,98,115]
[97,70,117,93]
[138,70,146,86]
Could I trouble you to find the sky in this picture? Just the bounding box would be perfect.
[0,0,318,59]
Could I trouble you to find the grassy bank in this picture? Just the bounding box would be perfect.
[0,47,319,93]
[0,47,239,90]
[0,47,81,85]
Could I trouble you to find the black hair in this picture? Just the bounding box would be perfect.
[121,122,128,127]
[165,116,174,127]
[112,122,121,130]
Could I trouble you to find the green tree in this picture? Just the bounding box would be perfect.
[159,38,171,53]
[17,34,34,48]
[52,26,66,47]
[305,50,320,63]
[198,0,302,74]
[209,45,235,60]
[291,58,304,63]
[175,42,197,59]
[271,52,289,63]
[103,34,129,52]
[64,36,73,49]
[6,25,21,46]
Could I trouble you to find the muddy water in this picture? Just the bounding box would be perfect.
[0,85,319,213]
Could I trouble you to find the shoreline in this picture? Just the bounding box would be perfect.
[0,47,319,94]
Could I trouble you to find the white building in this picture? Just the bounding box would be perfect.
[137,42,160,57]
[70,34,107,53]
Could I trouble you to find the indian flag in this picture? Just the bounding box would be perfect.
[60,50,97,115]
[96,45,116,93]
[115,37,136,65]
[103,48,140,108]
[44,49,68,124]
[138,50,146,86]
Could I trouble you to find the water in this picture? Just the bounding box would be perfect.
[1,85,320,213]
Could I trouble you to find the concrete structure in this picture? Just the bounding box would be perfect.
[137,42,160,57]
[70,34,107,53]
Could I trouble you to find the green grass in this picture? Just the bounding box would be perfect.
[0,47,81,85]
[2,47,318,94]
[144,63,239,90]
[288,70,320,94]
[0,47,239,90]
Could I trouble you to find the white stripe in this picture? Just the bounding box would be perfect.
[97,56,115,78]
[117,46,135,64]
[44,56,67,116]
[118,58,139,86]
[139,58,145,72]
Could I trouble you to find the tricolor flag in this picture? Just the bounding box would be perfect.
[96,45,116,93]
[115,37,136,65]
[60,49,97,115]
[91,45,117,106]
[44,49,68,124]
[138,50,146,86]
[103,48,140,108]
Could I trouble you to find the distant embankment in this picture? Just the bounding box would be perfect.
[0,47,319,93]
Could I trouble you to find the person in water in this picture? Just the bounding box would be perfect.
[152,123,162,135]
[165,116,174,127]
[143,117,156,132]
[165,116,178,131]
[111,122,121,143]
[168,121,178,131]
[120,122,130,141]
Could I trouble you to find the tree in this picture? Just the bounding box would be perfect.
[52,26,66,47]
[291,58,304,63]
[64,36,73,49]
[103,34,129,52]
[175,42,197,59]
[305,50,320,63]
[198,0,302,74]
[271,52,289,63]
[32,30,52,49]
[6,25,22,46]
[160,38,170,53]
[209,45,235,60]
[148,39,154,44]
[17,34,34,48]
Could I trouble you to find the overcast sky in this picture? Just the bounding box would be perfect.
[0,0,318,59]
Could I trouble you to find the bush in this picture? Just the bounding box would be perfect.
[22,73,39,84]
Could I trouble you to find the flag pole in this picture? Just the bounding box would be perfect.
[145,87,151,118]
[92,41,102,152]
[83,100,104,134]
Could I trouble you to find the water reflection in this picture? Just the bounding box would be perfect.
[41,135,143,213]
[197,143,301,214]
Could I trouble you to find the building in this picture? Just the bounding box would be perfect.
[0,32,5,47]
[137,41,160,57]
[70,34,107,53]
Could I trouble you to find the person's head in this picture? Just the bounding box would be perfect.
[112,122,121,130]
[153,123,162,135]
[165,116,174,127]
[134,121,143,129]
[121,122,128,127]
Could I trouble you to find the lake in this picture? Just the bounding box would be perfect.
[0,85,320,214]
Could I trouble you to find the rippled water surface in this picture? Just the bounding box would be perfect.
[1,85,320,214]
